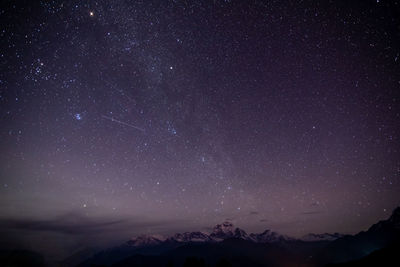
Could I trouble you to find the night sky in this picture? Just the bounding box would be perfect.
[0,0,399,260]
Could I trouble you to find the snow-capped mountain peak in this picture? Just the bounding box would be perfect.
[167,232,212,243]
[250,229,292,243]
[301,233,343,242]
[210,221,235,239]
[209,221,252,241]
[127,222,294,248]
[127,235,164,247]
[213,221,235,233]
[233,228,252,240]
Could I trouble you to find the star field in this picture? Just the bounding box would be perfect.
[0,0,399,258]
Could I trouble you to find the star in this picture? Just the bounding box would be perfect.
[1,0,399,260]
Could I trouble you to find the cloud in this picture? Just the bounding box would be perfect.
[0,211,172,236]
[0,211,181,261]
[0,217,123,235]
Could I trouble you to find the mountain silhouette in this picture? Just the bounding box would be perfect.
[326,241,400,267]
[75,207,400,266]
[0,250,45,267]
[313,207,400,265]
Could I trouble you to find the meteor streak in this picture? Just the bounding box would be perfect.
[102,115,145,132]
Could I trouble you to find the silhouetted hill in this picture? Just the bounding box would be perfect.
[60,247,101,267]
[314,207,400,265]
[326,241,400,267]
[78,241,180,267]
[112,238,295,267]
[0,249,45,267]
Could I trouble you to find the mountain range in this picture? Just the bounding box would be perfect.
[76,221,298,267]
[74,207,400,266]
[123,221,297,246]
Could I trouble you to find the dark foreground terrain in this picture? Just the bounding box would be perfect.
[3,207,399,267]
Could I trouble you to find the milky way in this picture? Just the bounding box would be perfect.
[0,0,399,259]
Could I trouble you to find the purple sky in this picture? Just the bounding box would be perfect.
[0,0,399,260]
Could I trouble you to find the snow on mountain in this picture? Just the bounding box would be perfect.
[301,233,343,242]
[232,227,253,241]
[126,221,303,249]
[250,229,293,243]
[167,231,213,243]
[209,221,235,240]
[209,221,252,241]
[127,235,164,247]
